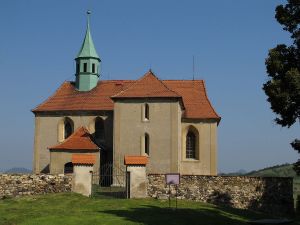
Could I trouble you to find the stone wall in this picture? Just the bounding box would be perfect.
[0,174,72,199]
[148,174,294,215]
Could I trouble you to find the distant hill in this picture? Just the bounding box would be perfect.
[219,169,248,176]
[5,167,32,174]
[246,163,297,178]
[219,163,298,178]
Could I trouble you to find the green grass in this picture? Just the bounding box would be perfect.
[0,193,297,225]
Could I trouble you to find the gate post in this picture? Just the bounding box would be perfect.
[71,154,95,197]
[124,156,148,198]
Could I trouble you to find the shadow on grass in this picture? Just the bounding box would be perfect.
[100,204,257,225]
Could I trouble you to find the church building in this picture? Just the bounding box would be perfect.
[32,13,221,176]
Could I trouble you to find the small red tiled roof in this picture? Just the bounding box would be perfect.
[72,154,96,165]
[112,71,180,98]
[32,72,220,120]
[48,127,99,150]
[124,156,148,165]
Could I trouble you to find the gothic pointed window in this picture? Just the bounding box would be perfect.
[186,131,196,159]
[145,133,150,155]
[95,117,105,141]
[64,118,74,139]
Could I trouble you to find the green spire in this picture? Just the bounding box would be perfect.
[75,10,101,92]
[76,11,100,60]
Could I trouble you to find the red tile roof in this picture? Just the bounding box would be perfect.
[124,156,148,165]
[48,127,99,150]
[32,80,134,112]
[163,80,220,119]
[33,72,220,120]
[112,71,180,98]
[72,154,96,165]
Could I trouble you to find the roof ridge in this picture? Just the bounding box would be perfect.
[112,70,181,98]
[163,79,203,82]
[151,72,182,96]
[98,80,135,82]
[48,126,100,150]
[111,71,150,97]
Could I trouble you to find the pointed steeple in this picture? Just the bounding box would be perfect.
[75,10,101,91]
[76,11,100,60]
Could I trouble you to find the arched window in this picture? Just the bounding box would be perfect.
[64,162,73,174]
[64,118,73,139]
[95,117,105,141]
[145,133,150,155]
[145,103,149,120]
[186,131,196,159]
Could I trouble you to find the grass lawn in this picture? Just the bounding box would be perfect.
[0,193,297,225]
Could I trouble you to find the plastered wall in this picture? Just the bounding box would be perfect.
[33,112,113,173]
[181,121,218,175]
[50,151,99,174]
[113,99,182,174]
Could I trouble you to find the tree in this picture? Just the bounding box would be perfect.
[263,0,300,174]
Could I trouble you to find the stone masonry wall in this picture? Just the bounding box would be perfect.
[0,174,72,199]
[148,174,294,215]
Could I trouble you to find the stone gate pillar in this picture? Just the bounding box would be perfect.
[124,156,148,198]
[72,154,95,197]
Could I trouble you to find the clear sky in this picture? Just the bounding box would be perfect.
[0,0,298,173]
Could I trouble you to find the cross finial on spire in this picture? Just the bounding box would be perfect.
[87,10,91,26]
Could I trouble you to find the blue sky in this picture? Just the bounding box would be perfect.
[0,0,298,173]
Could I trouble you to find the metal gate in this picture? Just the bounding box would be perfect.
[91,163,129,198]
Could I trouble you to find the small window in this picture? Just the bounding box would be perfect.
[64,119,73,139]
[83,63,87,72]
[92,63,95,73]
[186,131,196,159]
[76,63,80,74]
[145,133,149,155]
[64,162,73,174]
[145,103,149,120]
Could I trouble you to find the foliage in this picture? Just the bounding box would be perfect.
[262,0,300,174]
[0,193,272,225]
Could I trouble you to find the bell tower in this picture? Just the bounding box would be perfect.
[75,10,101,91]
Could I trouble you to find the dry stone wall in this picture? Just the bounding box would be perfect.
[0,174,72,198]
[148,174,294,215]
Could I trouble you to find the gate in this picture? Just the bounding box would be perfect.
[91,163,129,198]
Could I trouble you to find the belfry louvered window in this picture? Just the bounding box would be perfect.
[76,63,80,74]
[92,63,95,73]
